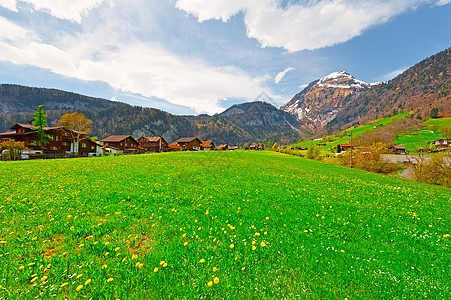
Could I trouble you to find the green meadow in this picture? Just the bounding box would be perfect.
[0,151,450,299]
[290,112,412,153]
[290,114,450,155]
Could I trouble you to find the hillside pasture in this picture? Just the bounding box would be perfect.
[0,151,449,299]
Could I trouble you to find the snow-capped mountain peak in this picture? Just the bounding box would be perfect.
[316,71,369,89]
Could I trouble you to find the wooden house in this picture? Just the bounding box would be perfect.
[168,143,185,151]
[99,135,141,154]
[389,145,406,155]
[138,136,168,153]
[337,144,354,153]
[0,123,99,156]
[216,144,228,151]
[174,137,202,151]
[200,141,215,151]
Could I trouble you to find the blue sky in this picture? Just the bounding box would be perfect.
[0,0,450,115]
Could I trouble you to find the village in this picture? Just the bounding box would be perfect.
[0,122,263,160]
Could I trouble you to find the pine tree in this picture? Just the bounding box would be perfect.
[32,105,50,151]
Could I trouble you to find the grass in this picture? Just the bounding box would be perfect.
[290,112,412,154]
[0,151,450,299]
[395,117,451,153]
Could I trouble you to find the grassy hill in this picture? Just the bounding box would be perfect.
[290,113,451,155]
[0,151,449,299]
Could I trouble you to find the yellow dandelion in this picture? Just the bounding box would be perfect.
[163,262,168,268]
[252,246,256,251]
[260,242,265,247]
[154,267,158,273]
[122,257,127,262]
[70,226,74,230]
[62,252,67,256]
[265,217,269,220]
[40,276,48,282]
[115,247,120,251]
[61,282,69,288]
[132,254,138,260]
[30,277,38,283]
[47,264,51,269]
[76,274,83,279]
[102,264,107,269]
[230,243,234,249]
[207,281,213,287]
[107,278,113,283]
[27,262,35,266]
[241,267,245,271]
[160,261,165,266]
[182,233,186,238]
[184,242,188,246]
[85,279,91,285]
[213,267,218,272]
[18,266,24,270]
[443,234,450,238]
[200,259,205,263]
[340,250,345,253]
[76,284,83,291]
[214,277,219,284]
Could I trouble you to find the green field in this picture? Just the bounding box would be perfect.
[395,117,451,153]
[0,151,450,299]
[290,112,412,154]
[290,114,450,155]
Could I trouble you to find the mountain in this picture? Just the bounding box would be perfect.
[0,84,116,113]
[185,101,308,145]
[0,85,305,144]
[327,48,451,131]
[281,71,373,132]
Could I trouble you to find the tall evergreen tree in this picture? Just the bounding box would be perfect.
[32,105,50,151]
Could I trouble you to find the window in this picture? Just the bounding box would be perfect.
[51,146,58,150]
[56,136,60,141]
[82,143,87,148]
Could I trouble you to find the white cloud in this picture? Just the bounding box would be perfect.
[3,0,111,23]
[0,7,270,114]
[436,0,451,5]
[176,0,426,52]
[274,67,295,84]
[0,0,18,12]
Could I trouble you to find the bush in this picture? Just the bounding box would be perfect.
[306,145,322,160]
[339,142,402,174]
[411,154,451,188]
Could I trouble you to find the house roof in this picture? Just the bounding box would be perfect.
[168,143,184,150]
[100,135,132,143]
[201,141,214,147]
[390,145,406,150]
[175,137,200,143]
[338,144,354,147]
[11,123,56,130]
[140,136,164,143]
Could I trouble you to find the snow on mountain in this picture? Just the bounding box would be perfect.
[281,71,370,132]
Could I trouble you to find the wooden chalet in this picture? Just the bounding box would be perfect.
[174,137,202,151]
[99,135,140,154]
[138,136,168,153]
[216,144,228,151]
[389,145,407,155]
[200,141,215,151]
[0,123,100,156]
[168,143,185,151]
[337,144,354,153]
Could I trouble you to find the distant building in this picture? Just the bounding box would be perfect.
[138,136,168,153]
[99,135,141,154]
[337,144,354,153]
[200,141,215,151]
[174,137,202,151]
[389,145,407,155]
[216,144,228,151]
[168,144,185,151]
[0,123,100,156]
